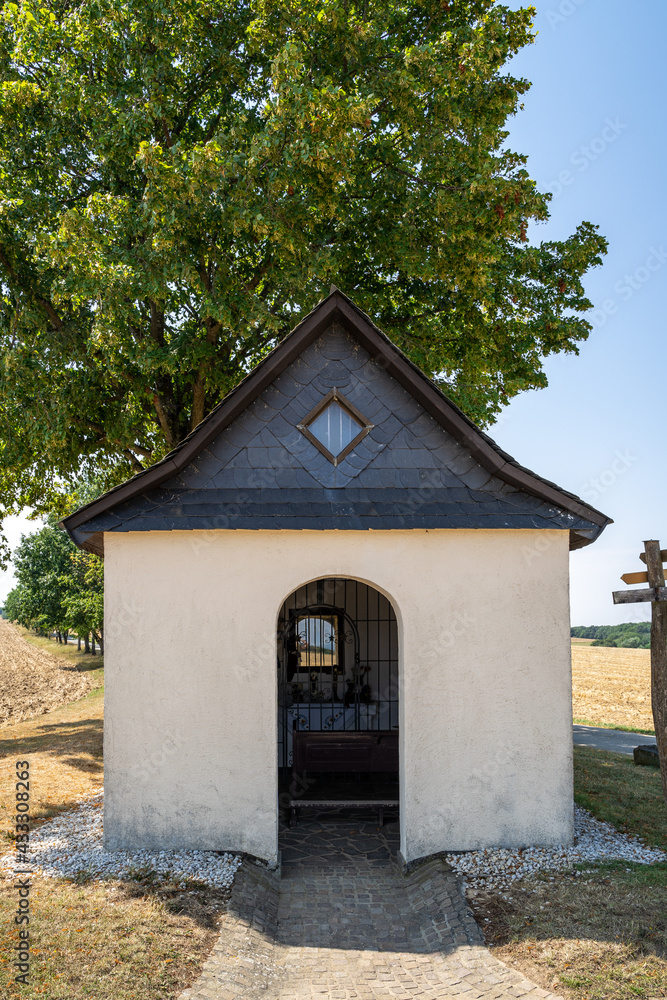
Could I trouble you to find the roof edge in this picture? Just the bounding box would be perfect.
[61,289,612,549]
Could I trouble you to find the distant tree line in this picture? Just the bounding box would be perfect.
[571,623,651,649]
[4,521,103,654]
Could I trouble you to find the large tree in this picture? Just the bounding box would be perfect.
[4,523,74,634]
[4,519,103,646]
[0,0,607,520]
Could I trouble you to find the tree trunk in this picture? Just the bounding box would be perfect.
[78,636,81,651]
[190,316,219,430]
[84,634,90,654]
[91,634,96,655]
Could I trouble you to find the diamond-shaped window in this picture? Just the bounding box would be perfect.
[298,389,373,466]
[309,401,361,455]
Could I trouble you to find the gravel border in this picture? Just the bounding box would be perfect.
[444,805,666,890]
[1,795,663,892]
[0,792,241,889]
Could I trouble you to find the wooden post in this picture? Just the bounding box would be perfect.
[644,540,667,803]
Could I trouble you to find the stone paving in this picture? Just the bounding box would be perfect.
[180,810,562,1000]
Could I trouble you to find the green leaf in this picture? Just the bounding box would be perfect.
[0,0,607,514]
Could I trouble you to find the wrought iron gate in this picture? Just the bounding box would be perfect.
[278,578,398,768]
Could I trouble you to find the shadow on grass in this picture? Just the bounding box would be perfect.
[573,745,667,852]
[0,718,103,767]
[61,755,103,773]
[470,861,667,963]
[73,660,105,673]
[25,715,102,732]
[112,875,229,932]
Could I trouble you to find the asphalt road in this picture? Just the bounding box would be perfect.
[573,724,656,756]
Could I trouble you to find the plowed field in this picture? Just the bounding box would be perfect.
[0,618,94,723]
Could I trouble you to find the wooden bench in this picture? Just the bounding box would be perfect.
[289,728,398,826]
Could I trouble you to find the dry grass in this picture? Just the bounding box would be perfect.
[0,621,97,725]
[0,674,230,999]
[470,865,667,1000]
[571,645,653,732]
[469,745,667,1000]
[0,873,229,999]
[0,684,103,836]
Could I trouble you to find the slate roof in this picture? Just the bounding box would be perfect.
[61,290,612,555]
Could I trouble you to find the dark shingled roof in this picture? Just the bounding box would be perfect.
[61,289,612,555]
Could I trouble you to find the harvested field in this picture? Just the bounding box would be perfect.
[0,619,95,724]
[571,645,653,732]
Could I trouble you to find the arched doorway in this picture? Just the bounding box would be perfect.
[277,578,399,823]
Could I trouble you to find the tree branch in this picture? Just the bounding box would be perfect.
[372,157,462,192]
[153,393,176,450]
[123,448,145,473]
[0,245,65,331]
[191,317,219,430]
[149,300,165,345]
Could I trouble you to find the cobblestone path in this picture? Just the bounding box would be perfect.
[180,813,561,999]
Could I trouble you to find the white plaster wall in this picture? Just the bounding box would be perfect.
[103,528,573,865]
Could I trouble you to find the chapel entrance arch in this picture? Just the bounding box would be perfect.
[277,577,399,824]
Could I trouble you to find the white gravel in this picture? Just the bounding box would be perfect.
[1,795,663,893]
[445,805,666,890]
[0,791,241,889]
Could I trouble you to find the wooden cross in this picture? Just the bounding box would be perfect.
[612,539,667,802]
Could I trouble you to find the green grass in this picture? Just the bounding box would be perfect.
[573,717,656,736]
[573,744,667,850]
[81,673,105,697]
[579,858,667,887]
[18,626,103,681]
[473,753,667,1000]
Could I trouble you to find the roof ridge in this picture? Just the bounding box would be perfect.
[61,289,612,550]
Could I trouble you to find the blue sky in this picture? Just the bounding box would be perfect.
[491,0,666,625]
[0,1,663,626]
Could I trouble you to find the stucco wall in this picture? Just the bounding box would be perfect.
[103,528,573,864]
